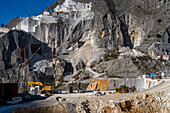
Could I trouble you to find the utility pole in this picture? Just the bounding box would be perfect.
[25,67,27,92]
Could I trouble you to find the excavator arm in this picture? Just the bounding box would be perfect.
[28,81,54,91]
[28,81,43,87]
[28,81,33,87]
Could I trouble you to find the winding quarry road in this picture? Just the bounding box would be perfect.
[53,79,170,101]
[0,79,169,113]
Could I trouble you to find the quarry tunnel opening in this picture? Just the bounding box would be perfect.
[64,62,74,76]
[31,44,42,55]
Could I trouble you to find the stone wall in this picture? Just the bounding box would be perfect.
[87,78,163,91]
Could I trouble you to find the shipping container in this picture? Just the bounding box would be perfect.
[0,83,18,99]
[150,73,156,78]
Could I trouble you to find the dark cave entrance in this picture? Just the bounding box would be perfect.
[31,44,42,55]
[78,41,85,48]
[63,63,74,76]
[53,48,56,56]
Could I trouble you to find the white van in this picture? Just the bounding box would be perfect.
[6,97,22,104]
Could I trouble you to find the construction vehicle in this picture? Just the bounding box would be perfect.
[115,85,136,93]
[28,81,54,93]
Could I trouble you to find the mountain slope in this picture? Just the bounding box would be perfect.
[0,0,170,91]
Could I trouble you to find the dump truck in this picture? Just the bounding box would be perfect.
[28,81,54,93]
[115,85,136,93]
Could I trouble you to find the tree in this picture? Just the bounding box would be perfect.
[1,24,4,27]
[156,34,162,38]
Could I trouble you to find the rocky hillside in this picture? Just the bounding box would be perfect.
[13,91,170,113]
[0,0,170,91]
[12,80,170,113]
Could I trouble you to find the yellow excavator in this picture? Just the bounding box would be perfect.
[115,85,136,93]
[28,81,54,92]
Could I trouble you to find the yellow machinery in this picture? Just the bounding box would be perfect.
[28,81,54,92]
[115,85,136,93]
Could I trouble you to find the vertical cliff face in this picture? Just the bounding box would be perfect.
[32,18,94,56]
[27,0,135,65]
[28,0,170,61]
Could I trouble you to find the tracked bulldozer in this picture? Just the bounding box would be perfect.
[115,85,136,93]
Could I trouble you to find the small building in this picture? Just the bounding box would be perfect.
[0,83,18,99]
[43,11,50,16]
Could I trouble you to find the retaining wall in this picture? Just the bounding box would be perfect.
[87,78,162,91]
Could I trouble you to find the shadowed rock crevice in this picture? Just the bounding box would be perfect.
[63,62,74,76]
[0,30,52,92]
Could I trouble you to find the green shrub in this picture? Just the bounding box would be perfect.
[73,75,80,81]
[156,34,162,38]
[136,56,151,61]
[1,24,4,27]
[103,50,118,61]
[83,75,90,80]
[147,35,151,38]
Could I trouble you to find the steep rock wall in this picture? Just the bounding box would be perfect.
[0,30,52,91]
[0,0,170,87]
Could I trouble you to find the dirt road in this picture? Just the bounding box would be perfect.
[53,79,170,102]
